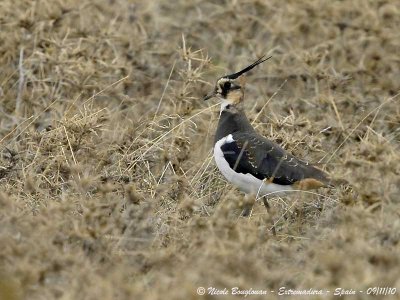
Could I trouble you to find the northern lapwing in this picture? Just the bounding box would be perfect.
[204,56,331,217]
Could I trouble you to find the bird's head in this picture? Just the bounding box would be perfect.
[204,55,271,110]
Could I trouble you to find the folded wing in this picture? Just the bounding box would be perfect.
[220,132,329,186]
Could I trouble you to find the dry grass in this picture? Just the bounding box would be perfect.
[1,0,400,299]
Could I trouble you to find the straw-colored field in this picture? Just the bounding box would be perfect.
[1,1,399,299]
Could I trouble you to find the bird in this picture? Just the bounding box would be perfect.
[204,55,332,218]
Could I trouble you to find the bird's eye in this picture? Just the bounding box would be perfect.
[225,104,231,110]
[223,82,231,89]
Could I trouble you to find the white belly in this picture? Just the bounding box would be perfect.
[214,134,292,197]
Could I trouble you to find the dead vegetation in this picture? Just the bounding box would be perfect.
[0,0,399,299]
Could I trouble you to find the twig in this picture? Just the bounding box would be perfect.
[154,60,176,118]
[123,103,220,173]
[252,79,287,125]
[0,99,58,149]
[16,48,25,116]
[320,90,400,164]
[82,75,129,106]
[328,94,344,131]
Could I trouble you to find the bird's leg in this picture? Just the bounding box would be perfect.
[241,193,255,217]
[262,196,271,210]
[262,196,276,236]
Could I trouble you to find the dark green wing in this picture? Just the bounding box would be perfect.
[221,132,328,185]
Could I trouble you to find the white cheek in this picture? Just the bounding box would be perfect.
[220,100,230,114]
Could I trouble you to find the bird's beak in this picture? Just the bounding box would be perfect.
[203,92,215,101]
